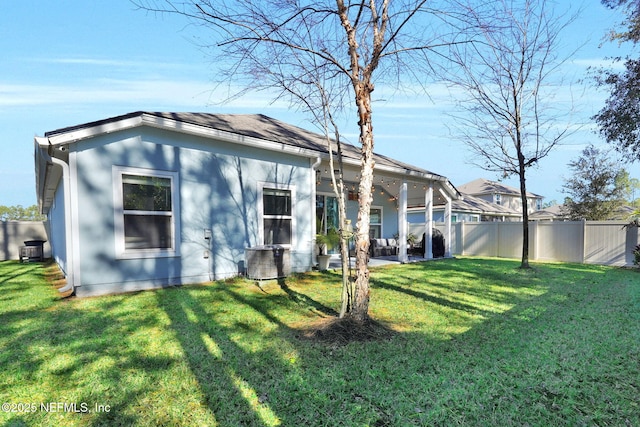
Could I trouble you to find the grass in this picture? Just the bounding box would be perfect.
[0,258,638,426]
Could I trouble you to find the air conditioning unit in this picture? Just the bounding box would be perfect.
[245,245,291,280]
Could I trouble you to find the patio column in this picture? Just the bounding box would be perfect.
[425,183,433,260]
[438,187,452,257]
[398,181,408,263]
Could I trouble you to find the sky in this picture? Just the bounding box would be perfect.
[1,1,638,209]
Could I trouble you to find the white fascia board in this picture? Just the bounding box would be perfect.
[44,116,145,146]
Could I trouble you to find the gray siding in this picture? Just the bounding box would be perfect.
[68,127,314,296]
[48,184,67,272]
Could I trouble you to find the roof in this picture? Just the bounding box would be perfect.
[43,111,451,183]
[36,111,461,212]
[458,178,542,199]
[528,204,566,220]
[445,194,522,217]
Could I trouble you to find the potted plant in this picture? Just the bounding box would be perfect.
[316,228,340,270]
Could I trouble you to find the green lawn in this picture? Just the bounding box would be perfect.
[1,258,638,426]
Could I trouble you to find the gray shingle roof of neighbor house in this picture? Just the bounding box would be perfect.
[528,204,566,220]
[42,111,461,197]
[444,193,522,217]
[458,177,542,199]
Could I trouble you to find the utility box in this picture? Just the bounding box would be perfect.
[245,245,290,280]
[20,240,46,263]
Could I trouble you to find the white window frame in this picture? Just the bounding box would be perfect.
[258,182,296,247]
[113,166,180,259]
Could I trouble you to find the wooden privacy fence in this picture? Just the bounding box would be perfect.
[409,221,640,267]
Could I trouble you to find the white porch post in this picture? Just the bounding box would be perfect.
[425,184,433,260]
[398,181,408,263]
[438,187,452,258]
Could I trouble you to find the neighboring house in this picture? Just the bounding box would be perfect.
[408,193,522,223]
[539,204,638,221]
[35,111,460,297]
[457,178,543,218]
[529,204,567,221]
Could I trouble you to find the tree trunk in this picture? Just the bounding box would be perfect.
[518,160,531,269]
[350,83,375,321]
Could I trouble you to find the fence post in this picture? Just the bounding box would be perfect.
[495,222,500,258]
[530,220,538,261]
[581,219,587,264]
[625,224,639,266]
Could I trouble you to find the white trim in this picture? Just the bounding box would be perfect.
[438,187,453,258]
[113,166,180,259]
[257,181,296,247]
[398,181,408,263]
[425,184,433,260]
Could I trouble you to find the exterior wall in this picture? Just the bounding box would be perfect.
[48,185,67,272]
[476,193,541,215]
[410,220,639,267]
[0,221,50,261]
[68,127,314,296]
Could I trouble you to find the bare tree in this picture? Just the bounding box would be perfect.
[135,0,465,321]
[442,0,580,268]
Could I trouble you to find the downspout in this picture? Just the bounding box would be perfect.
[310,157,322,268]
[38,138,75,293]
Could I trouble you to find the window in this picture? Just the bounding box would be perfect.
[261,186,294,245]
[114,167,178,258]
[369,207,382,238]
[494,193,502,205]
[316,194,339,234]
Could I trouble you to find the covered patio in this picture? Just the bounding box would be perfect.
[326,252,434,269]
[313,146,461,264]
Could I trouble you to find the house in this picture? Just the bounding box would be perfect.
[531,203,638,221]
[457,178,543,219]
[408,193,522,224]
[528,204,567,221]
[35,111,460,297]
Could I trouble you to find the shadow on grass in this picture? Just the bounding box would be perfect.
[155,289,272,426]
[2,259,638,426]
[0,263,190,426]
[277,281,339,317]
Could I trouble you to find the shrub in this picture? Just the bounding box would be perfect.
[633,244,640,266]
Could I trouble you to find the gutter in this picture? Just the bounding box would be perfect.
[36,137,75,294]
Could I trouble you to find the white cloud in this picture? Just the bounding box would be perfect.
[0,78,295,111]
[570,57,627,70]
